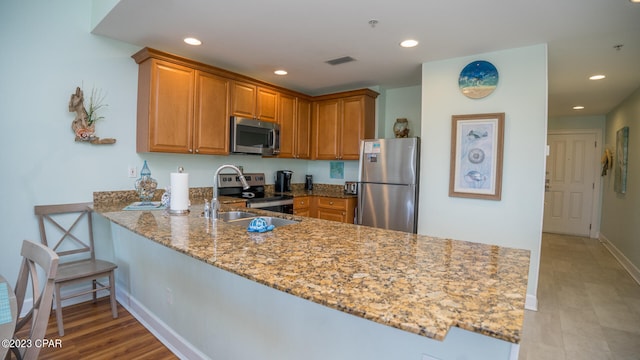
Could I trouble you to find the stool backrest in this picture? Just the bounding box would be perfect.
[34,202,95,262]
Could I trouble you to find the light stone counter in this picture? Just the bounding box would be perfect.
[94,199,529,345]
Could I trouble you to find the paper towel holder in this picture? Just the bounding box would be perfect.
[168,166,190,216]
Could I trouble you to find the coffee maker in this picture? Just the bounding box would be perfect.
[275,170,293,192]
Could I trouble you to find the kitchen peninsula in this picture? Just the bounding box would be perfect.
[93,197,529,360]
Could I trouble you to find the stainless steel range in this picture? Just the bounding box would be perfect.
[217,172,294,214]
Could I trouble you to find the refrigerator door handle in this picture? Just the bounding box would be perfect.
[356,183,363,225]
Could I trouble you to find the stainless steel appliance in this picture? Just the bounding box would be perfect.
[218,172,293,214]
[344,181,357,194]
[305,175,313,191]
[274,170,293,193]
[230,116,280,155]
[357,137,420,233]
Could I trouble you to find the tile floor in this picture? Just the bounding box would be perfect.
[519,233,640,360]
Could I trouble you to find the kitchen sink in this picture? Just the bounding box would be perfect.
[217,211,257,221]
[225,216,299,228]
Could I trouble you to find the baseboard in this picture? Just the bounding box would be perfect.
[525,294,538,311]
[115,286,209,360]
[599,234,640,285]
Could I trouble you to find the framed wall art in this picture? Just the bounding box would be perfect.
[614,126,629,194]
[449,113,505,200]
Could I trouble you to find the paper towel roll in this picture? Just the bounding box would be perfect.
[170,172,189,211]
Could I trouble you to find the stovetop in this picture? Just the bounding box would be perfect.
[217,172,292,203]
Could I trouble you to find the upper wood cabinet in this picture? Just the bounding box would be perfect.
[194,71,230,155]
[132,48,377,158]
[312,89,378,160]
[133,50,230,155]
[231,81,278,122]
[278,93,311,159]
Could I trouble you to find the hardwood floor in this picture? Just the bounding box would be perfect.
[14,298,178,360]
[519,233,640,360]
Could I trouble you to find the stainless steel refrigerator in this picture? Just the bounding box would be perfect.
[357,137,420,233]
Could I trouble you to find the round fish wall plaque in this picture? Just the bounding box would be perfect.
[458,60,499,99]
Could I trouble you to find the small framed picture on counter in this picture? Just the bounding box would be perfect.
[449,112,505,200]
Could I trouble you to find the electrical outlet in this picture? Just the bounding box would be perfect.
[128,166,137,178]
[166,288,173,305]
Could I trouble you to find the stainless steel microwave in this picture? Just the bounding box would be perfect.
[230,116,280,155]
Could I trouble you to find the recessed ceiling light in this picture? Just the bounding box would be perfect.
[274,70,288,76]
[589,75,606,80]
[183,37,202,46]
[573,106,585,110]
[400,39,418,48]
[630,0,640,3]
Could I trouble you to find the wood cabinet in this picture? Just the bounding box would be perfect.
[293,196,311,217]
[231,81,277,122]
[193,71,230,154]
[278,94,311,159]
[313,196,357,224]
[134,55,230,155]
[312,89,378,160]
[133,48,376,158]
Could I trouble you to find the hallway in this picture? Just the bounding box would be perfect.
[519,233,640,359]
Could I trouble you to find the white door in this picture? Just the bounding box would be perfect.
[543,133,597,236]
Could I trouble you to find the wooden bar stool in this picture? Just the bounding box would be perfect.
[34,203,118,336]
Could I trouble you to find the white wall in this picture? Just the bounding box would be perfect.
[0,0,305,283]
[601,86,640,273]
[548,115,605,131]
[382,85,422,139]
[419,45,548,301]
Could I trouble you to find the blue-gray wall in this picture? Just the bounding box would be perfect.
[601,86,640,273]
[419,45,548,305]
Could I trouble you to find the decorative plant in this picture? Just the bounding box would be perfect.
[87,87,108,127]
[68,86,116,145]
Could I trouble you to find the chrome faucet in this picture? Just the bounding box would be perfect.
[211,164,249,219]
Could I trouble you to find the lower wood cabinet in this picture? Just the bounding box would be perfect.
[313,196,356,224]
[293,196,310,217]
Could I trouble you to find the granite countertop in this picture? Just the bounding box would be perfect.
[93,200,529,344]
[266,183,358,199]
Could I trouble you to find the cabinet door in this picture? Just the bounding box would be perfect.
[257,87,278,122]
[341,96,365,160]
[313,99,341,160]
[231,81,256,118]
[146,60,195,153]
[194,71,230,155]
[295,98,312,159]
[277,93,296,158]
[293,196,310,216]
[316,208,347,222]
[294,196,310,210]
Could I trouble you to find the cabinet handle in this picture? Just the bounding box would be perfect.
[189,149,193,153]
[329,201,334,205]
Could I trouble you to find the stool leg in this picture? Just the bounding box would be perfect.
[55,284,64,336]
[109,271,118,318]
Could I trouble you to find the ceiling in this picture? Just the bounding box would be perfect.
[93,0,640,118]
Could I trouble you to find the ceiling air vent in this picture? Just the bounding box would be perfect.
[325,56,356,66]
